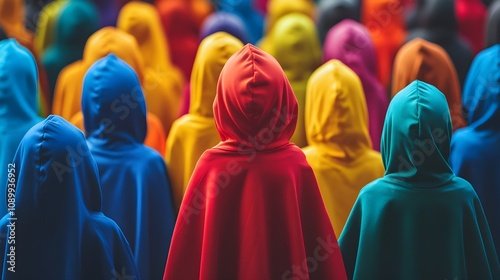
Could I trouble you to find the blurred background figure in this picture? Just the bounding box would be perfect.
[392,38,466,130]
[316,0,360,45]
[302,59,384,236]
[324,19,388,151]
[450,44,500,258]
[486,0,500,47]
[406,0,473,88]
[0,39,43,216]
[166,32,243,209]
[455,0,487,54]
[264,13,322,147]
[211,0,263,43]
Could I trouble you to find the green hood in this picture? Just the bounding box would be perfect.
[382,80,454,186]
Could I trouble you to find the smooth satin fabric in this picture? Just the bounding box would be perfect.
[406,0,474,88]
[302,59,384,236]
[166,32,243,209]
[324,19,388,151]
[42,0,99,98]
[361,0,406,89]
[1,115,140,279]
[339,80,500,279]
[450,44,500,257]
[118,1,184,135]
[163,44,347,280]
[392,38,466,130]
[82,54,175,280]
[0,39,43,216]
[456,0,487,54]
[52,27,166,153]
[264,13,322,147]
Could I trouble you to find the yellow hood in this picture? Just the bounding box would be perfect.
[190,32,244,117]
[52,27,145,120]
[265,0,315,33]
[166,32,243,209]
[303,59,384,235]
[117,1,176,73]
[305,59,372,158]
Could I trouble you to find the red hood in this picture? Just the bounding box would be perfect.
[214,44,298,150]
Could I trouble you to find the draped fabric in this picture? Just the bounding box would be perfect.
[166,32,243,209]
[302,59,384,235]
[391,38,466,130]
[164,44,347,280]
[339,80,500,279]
[324,19,388,151]
[0,39,43,216]
[450,44,500,257]
[264,13,322,147]
[1,115,140,279]
[82,54,175,280]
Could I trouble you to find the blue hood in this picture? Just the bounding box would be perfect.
[0,38,40,130]
[82,53,147,144]
[382,80,454,186]
[462,44,500,130]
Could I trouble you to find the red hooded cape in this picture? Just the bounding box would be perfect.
[163,44,347,280]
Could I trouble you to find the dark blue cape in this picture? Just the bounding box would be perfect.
[82,54,175,280]
[1,115,140,279]
[450,44,500,256]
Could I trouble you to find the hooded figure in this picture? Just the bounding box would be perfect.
[52,27,166,154]
[42,0,99,98]
[324,19,388,151]
[34,0,66,56]
[166,32,243,209]
[406,0,473,88]
[117,1,184,136]
[302,59,384,236]
[361,0,406,89]
[163,44,348,280]
[82,54,175,280]
[264,13,322,147]
[0,39,43,216]
[1,115,140,280]
[339,80,500,279]
[486,0,500,47]
[212,0,264,44]
[0,0,50,115]
[199,11,249,44]
[450,45,500,257]
[392,38,466,130]
[456,0,487,54]
[24,0,54,32]
[316,0,359,45]
[258,0,315,51]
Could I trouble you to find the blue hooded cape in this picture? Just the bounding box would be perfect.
[213,0,264,44]
[0,39,42,216]
[339,80,500,279]
[0,115,140,279]
[450,44,500,256]
[82,54,175,280]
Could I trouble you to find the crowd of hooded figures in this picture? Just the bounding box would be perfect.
[0,0,499,279]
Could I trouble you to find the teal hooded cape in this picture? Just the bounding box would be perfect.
[339,80,500,279]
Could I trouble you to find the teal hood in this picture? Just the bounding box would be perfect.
[382,80,454,186]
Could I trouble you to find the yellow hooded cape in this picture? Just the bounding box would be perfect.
[264,13,322,147]
[302,59,385,234]
[166,32,243,208]
[118,1,184,135]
